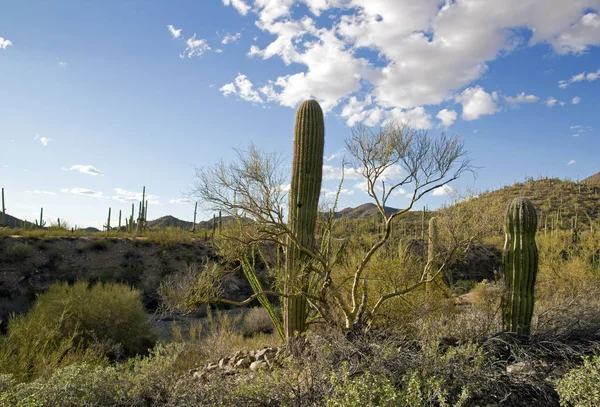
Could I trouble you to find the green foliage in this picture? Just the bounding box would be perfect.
[0,364,122,407]
[2,242,31,263]
[326,366,400,407]
[0,282,155,381]
[556,354,600,407]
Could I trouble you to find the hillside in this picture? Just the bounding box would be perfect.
[582,171,600,186]
[465,176,600,229]
[335,203,400,219]
[0,213,36,229]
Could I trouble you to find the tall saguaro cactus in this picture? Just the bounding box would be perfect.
[284,99,325,342]
[1,188,6,227]
[502,197,539,335]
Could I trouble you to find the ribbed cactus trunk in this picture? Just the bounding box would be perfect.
[502,197,539,335]
[284,100,324,344]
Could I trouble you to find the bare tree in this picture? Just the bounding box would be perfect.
[165,122,473,336]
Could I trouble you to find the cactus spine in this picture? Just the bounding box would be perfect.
[502,197,539,335]
[284,99,325,342]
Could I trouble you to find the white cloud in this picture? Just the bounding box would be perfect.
[27,190,56,196]
[455,86,499,121]
[218,1,600,126]
[56,58,67,67]
[112,188,160,204]
[170,198,191,204]
[62,188,105,199]
[545,97,558,107]
[222,0,250,15]
[322,165,362,180]
[568,160,576,165]
[324,149,345,162]
[432,184,455,196]
[0,37,12,49]
[180,34,210,59]
[221,32,241,44]
[385,106,433,129]
[572,96,581,104]
[321,187,354,198]
[550,12,600,55]
[558,68,600,88]
[570,124,582,129]
[572,133,580,137]
[62,165,103,176]
[436,108,457,128]
[34,135,52,146]
[220,73,264,103]
[504,92,540,104]
[167,24,182,39]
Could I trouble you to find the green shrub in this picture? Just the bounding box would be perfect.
[0,364,122,407]
[556,354,600,407]
[3,242,31,263]
[326,366,400,407]
[242,307,275,337]
[0,281,155,381]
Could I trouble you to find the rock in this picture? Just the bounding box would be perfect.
[250,360,267,371]
[193,371,205,380]
[506,362,531,374]
[218,357,229,368]
[235,358,251,369]
[206,363,219,371]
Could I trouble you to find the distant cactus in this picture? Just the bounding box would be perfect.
[35,207,46,228]
[284,99,325,341]
[192,202,198,234]
[104,207,111,234]
[1,188,6,227]
[136,187,146,236]
[502,197,539,335]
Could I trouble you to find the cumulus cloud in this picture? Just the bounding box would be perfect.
[61,188,105,199]
[545,97,558,107]
[222,0,250,15]
[455,86,499,121]
[34,135,52,146]
[432,184,455,196]
[62,165,103,176]
[180,34,211,58]
[221,32,241,44]
[568,160,576,165]
[551,12,600,55]
[321,187,354,198]
[113,188,160,204]
[572,96,581,104]
[504,92,540,104]
[220,73,264,103]
[170,198,191,204]
[219,1,599,126]
[0,37,12,49]
[167,24,182,39]
[436,109,457,128]
[322,165,362,180]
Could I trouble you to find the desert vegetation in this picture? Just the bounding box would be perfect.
[1,100,600,406]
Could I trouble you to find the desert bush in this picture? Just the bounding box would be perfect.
[242,306,275,337]
[0,281,155,381]
[556,354,600,407]
[0,364,122,407]
[2,242,31,263]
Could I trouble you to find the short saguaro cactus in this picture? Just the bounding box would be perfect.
[502,197,539,335]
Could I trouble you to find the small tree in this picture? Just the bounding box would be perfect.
[163,116,473,342]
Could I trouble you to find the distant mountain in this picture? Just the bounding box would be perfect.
[336,203,400,219]
[582,172,600,186]
[0,213,36,229]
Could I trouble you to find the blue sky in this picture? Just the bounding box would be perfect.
[1,0,599,229]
